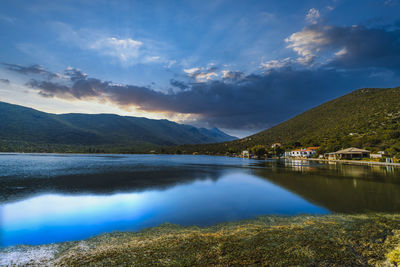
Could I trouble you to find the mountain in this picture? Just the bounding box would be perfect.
[198,127,237,142]
[171,87,400,156]
[0,101,237,152]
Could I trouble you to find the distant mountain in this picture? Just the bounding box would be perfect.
[0,101,237,152]
[172,87,400,156]
[198,127,237,142]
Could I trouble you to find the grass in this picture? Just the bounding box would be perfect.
[3,214,400,266]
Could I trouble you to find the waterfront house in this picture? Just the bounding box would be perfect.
[330,147,370,160]
[289,148,316,158]
[242,150,249,158]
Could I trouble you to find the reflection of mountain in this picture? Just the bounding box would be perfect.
[254,163,400,213]
[0,166,228,204]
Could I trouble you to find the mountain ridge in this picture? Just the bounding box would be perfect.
[0,101,237,152]
[169,87,400,156]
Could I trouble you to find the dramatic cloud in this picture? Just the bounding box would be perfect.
[286,24,400,70]
[18,64,391,132]
[285,26,330,64]
[4,22,400,133]
[170,79,189,90]
[0,78,10,84]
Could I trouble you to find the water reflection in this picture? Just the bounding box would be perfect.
[1,172,327,246]
[0,154,253,203]
[256,159,400,213]
[1,155,400,247]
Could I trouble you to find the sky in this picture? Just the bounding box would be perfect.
[0,0,400,137]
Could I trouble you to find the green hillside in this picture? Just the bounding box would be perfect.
[171,87,400,156]
[0,101,236,153]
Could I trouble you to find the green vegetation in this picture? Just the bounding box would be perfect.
[0,101,236,153]
[4,214,400,266]
[387,244,400,265]
[2,87,399,155]
[167,87,400,157]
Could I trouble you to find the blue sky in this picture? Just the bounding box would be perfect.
[1,0,400,137]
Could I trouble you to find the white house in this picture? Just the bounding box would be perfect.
[288,148,317,158]
[370,151,387,159]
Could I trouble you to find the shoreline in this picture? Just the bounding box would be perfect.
[301,157,400,167]
[2,152,400,168]
[1,213,400,266]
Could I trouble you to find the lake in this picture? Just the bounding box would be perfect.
[1,154,400,247]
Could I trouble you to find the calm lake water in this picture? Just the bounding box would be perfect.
[1,154,400,247]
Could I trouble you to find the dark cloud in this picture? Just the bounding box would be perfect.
[2,63,58,79]
[27,78,102,99]
[170,79,189,90]
[327,26,400,71]
[222,70,245,81]
[5,22,400,132]
[287,24,400,71]
[0,78,10,84]
[64,67,88,81]
[25,65,397,131]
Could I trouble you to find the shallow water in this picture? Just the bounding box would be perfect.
[1,154,399,246]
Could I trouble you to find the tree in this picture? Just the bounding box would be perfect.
[251,145,267,159]
[273,147,284,157]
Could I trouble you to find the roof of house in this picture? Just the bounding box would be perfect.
[306,147,319,150]
[291,148,314,152]
[334,147,370,154]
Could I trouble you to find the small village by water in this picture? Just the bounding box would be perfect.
[238,143,399,165]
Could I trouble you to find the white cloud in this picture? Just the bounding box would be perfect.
[89,37,143,62]
[184,67,218,82]
[285,26,331,64]
[305,8,320,24]
[260,58,291,69]
[334,48,347,57]
[196,71,218,81]
[50,22,175,66]
[183,67,202,75]
[327,6,335,11]
[143,56,161,63]
[107,37,143,48]
[165,60,177,68]
[221,70,245,81]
